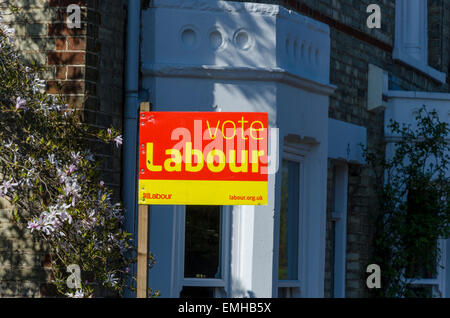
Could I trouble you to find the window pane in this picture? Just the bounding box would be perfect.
[184,206,222,279]
[180,287,215,298]
[278,160,300,280]
[278,287,297,298]
[405,183,439,279]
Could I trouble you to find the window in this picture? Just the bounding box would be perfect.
[278,159,301,297]
[180,205,229,298]
[394,0,445,83]
[404,183,447,297]
[329,164,348,298]
[405,240,447,298]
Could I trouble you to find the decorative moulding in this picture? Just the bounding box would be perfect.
[141,63,336,96]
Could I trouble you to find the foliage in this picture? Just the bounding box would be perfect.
[365,106,450,297]
[0,14,147,297]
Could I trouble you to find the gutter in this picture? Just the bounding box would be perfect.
[123,0,141,298]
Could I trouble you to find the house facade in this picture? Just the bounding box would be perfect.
[0,0,449,298]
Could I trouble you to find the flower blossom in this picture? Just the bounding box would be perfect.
[27,219,40,233]
[14,97,27,110]
[104,273,119,287]
[71,152,82,164]
[4,139,14,149]
[27,204,73,236]
[114,135,123,148]
[67,164,77,174]
[32,77,46,94]
[64,180,81,198]
[48,154,57,166]
[85,153,95,162]
[65,290,85,298]
[0,18,15,42]
[0,179,18,196]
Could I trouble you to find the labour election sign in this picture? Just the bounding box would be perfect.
[138,112,268,205]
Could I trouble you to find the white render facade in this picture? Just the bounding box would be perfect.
[139,0,367,298]
[135,0,449,298]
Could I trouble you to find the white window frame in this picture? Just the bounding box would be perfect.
[274,141,312,297]
[329,163,348,298]
[393,0,446,83]
[174,205,231,297]
[407,238,447,298]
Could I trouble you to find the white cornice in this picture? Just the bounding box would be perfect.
[150,0,329,35]
[393,50,446,84]
[141,63,336,96]
[387,90,450,101]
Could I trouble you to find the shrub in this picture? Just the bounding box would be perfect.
[0,13,137,298]
[365,106,450,297]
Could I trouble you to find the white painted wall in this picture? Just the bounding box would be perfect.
[141,0,334,298]
[328,119,366,165]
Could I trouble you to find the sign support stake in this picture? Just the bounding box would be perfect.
[137,102,151,298]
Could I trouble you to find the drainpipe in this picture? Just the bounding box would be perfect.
[123,0,141,298]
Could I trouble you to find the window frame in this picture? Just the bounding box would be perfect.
[274,143,309,297]
[175,205,231,297]
[393,0,446,83]
[406,238,447,297]
[329,163,349,298]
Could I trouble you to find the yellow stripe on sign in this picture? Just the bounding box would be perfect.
[138,179,268,206]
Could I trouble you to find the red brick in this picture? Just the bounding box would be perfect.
[48,23,85,36]
[68,37,86,50]
[55,8,67,22]
[48,52,85,65]
[55,37,66,50]
[47,80,85,94]
[55,66,67,80]
[67,66,85,79]
[41,254,52,269]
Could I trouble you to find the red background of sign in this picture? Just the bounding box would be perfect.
[138,112,269,181]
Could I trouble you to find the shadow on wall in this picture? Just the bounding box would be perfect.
[0,198,54,298]
[232,279,256,298]
[213,6,277,116]
[146,4,286,297]
[3,5,109,126]
[1,3,126,298]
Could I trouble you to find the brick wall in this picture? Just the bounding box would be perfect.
[0,0,126,297]
[428,0,450,74]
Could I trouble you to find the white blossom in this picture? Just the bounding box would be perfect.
[85,153,95,162]
[104,273,119,287]
[0,179,18,196]
[114,135,123,148]
[14,97,27,110]
[48,154,57,166]
[65,290,84,298]
[27,204,73,236]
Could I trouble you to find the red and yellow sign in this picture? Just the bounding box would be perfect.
[138,112,268,205]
